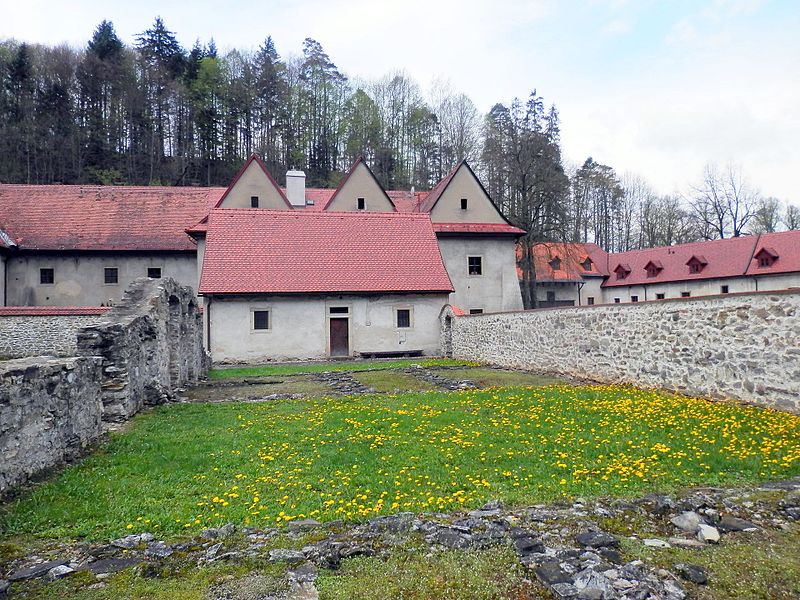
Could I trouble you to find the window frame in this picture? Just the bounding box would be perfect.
[460,198,468,210]
[357,197,365,211]
[395,307,412,329]
[469,308,484,315]
[250,195,259,208]
[614,298,621,304]
[39,267,55,285]
[721,285,729,294]
[631,295,639,303]
[681,291,691,298]
[251,308,272,332]
[587,297,595,305]
[104,267,119,285]
[147,267,162,279]
[467,255,483,277]
[656,293,666,300]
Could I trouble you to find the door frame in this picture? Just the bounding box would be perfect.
[326,304,352,357]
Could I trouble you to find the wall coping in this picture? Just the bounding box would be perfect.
[454,288,800,318]
[0,306,111,317]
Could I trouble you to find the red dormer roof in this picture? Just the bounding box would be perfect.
[213,154,292,209]
[746,230,800,276]
[754,247,779,260]
[614,263,632,275]
[199,210,453,295]
[644,260,664,271]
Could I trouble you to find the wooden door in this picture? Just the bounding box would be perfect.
[329,318,349,357]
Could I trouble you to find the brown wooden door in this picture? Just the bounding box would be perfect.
[329,318,349,357]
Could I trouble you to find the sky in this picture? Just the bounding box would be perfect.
[2,0,798,201]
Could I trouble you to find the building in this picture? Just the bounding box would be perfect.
[528,232,800,306]
[1,155,525,360]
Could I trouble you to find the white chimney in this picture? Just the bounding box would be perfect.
[286,170,306,207]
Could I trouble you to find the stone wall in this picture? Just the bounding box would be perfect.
[445,291,800,413]
[0,308,109,359]
[0,356,103,493]
[77,278,208,421]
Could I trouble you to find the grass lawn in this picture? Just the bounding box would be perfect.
[439,367,563,388]
[2,384,799,541]
[351,369,438,393]
[207,358,475,380]
[185,375,334,402]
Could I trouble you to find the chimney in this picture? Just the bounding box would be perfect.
[286,170,306,207]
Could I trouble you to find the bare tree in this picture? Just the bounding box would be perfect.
[689,163,759,238]
[750,197,782,233]
[784,204,800,230]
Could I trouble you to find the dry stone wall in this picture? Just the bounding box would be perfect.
[0,356,103,493]
[76,278,208,422]
[446,291,800,413]
[0,314,107,359]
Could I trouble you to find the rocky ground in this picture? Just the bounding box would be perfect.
[2,477,798,599]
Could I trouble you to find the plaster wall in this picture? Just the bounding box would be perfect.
[207,293,448,362]
[325,162,394,212]
[6,253,197,306]
[218,160,288,209]
[438,237,523,313]
[430,168,506,224]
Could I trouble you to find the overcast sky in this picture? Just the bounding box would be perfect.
[3,0,798,200]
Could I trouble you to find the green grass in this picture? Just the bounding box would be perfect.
[2,385,799,541]
[317,544,541,600]
[351,369,438,392]
[185,375,333,401]
[440,368,563,388]
[207,358,475,379]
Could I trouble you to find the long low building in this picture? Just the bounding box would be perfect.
[528,232,800,306]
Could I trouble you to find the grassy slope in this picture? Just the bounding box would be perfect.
[2,385,799,540]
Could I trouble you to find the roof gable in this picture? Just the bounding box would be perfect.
[323,157,395,212]
[215,154,292,209]
[199,210,453,295]
[425,161,510,226]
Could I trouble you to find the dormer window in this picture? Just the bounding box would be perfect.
[614,264,631,280]
[581,258,593,271]
[357,197,365,210]
[549,257,561,271]
[461,198,468,210]
[644,260,663,278]
[686,255,708,274]
[754,247,778,268]
[250,195,259,208]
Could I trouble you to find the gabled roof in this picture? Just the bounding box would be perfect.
[433,223,525,235]
[320,157,396,211]
[614,263,632,273]
[746,230,800,276]
[754,246,778,259]
[199,210,453,295]
[0,184,220,251]
[643,260,663,271]
[685,254,708,266]
[213,154,292,209]
[520,242,609,282]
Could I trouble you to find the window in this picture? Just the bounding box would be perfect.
[587,297,595,305]
[582,259,592,271]
[656,293,665,300]
[689,263,701,274]
[147,267,162,279]
[721,285,729,294]
[681,291,691,298]
[357,197,365,210]
[396,308,411,328]
[546,291,556,303]
[614,298,621,304]
[253,310,270,330]
[460,198,468,210]
[104,267,119,285]
[631,295,639,303]
[250,195,259,208]
[469,308,484,315]
[40,268,54,284]
[549,257,561,271]
[468,256,482,276]
[329,306,349,314]
[646,266,658,278]
[758,256,773,268]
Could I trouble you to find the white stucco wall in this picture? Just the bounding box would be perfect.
[600,272,800,304]
[6,253,198,306]
[438,237,523,313]
[429,167,506,224]
[207,293,449,362]
[325,162,394,212]
[218,160,288,209]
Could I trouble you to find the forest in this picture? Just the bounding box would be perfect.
[1,18,797,260]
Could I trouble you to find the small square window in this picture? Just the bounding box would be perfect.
[614,298,621,304]
[40,268,54,284]
[469,308,484,315]
[460,198,468,210]
[147,267,162,279]
[251,195,259,208]
[396,308,411,328]
[587,297,595,305]
[253,310,270,330]
[357,197,365,210]
[656,293,665,300]
[681,291,691,298]
[631,295,639,303]
[104,267,119,285]
[546,291,556,303]
[468,256,482,276]
[758,257,772,268]
[689,263,701,274]
[721,285,729,294]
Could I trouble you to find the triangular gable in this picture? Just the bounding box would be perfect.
[214,154,292,209]
[754,247,779,260]
[423,161,512,226]
[323,157,395,212]
[685,254,708,266]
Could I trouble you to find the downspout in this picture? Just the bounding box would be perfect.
[206,296,212,354]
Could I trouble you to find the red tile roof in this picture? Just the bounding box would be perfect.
[0,306,111,316]
[435,223,526,235]
[745,230,800,277]
[0,184,221,251]
[601,236,760,287]
[418,162,460,213]
[199,210,454,295]
[521,242,609,282]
